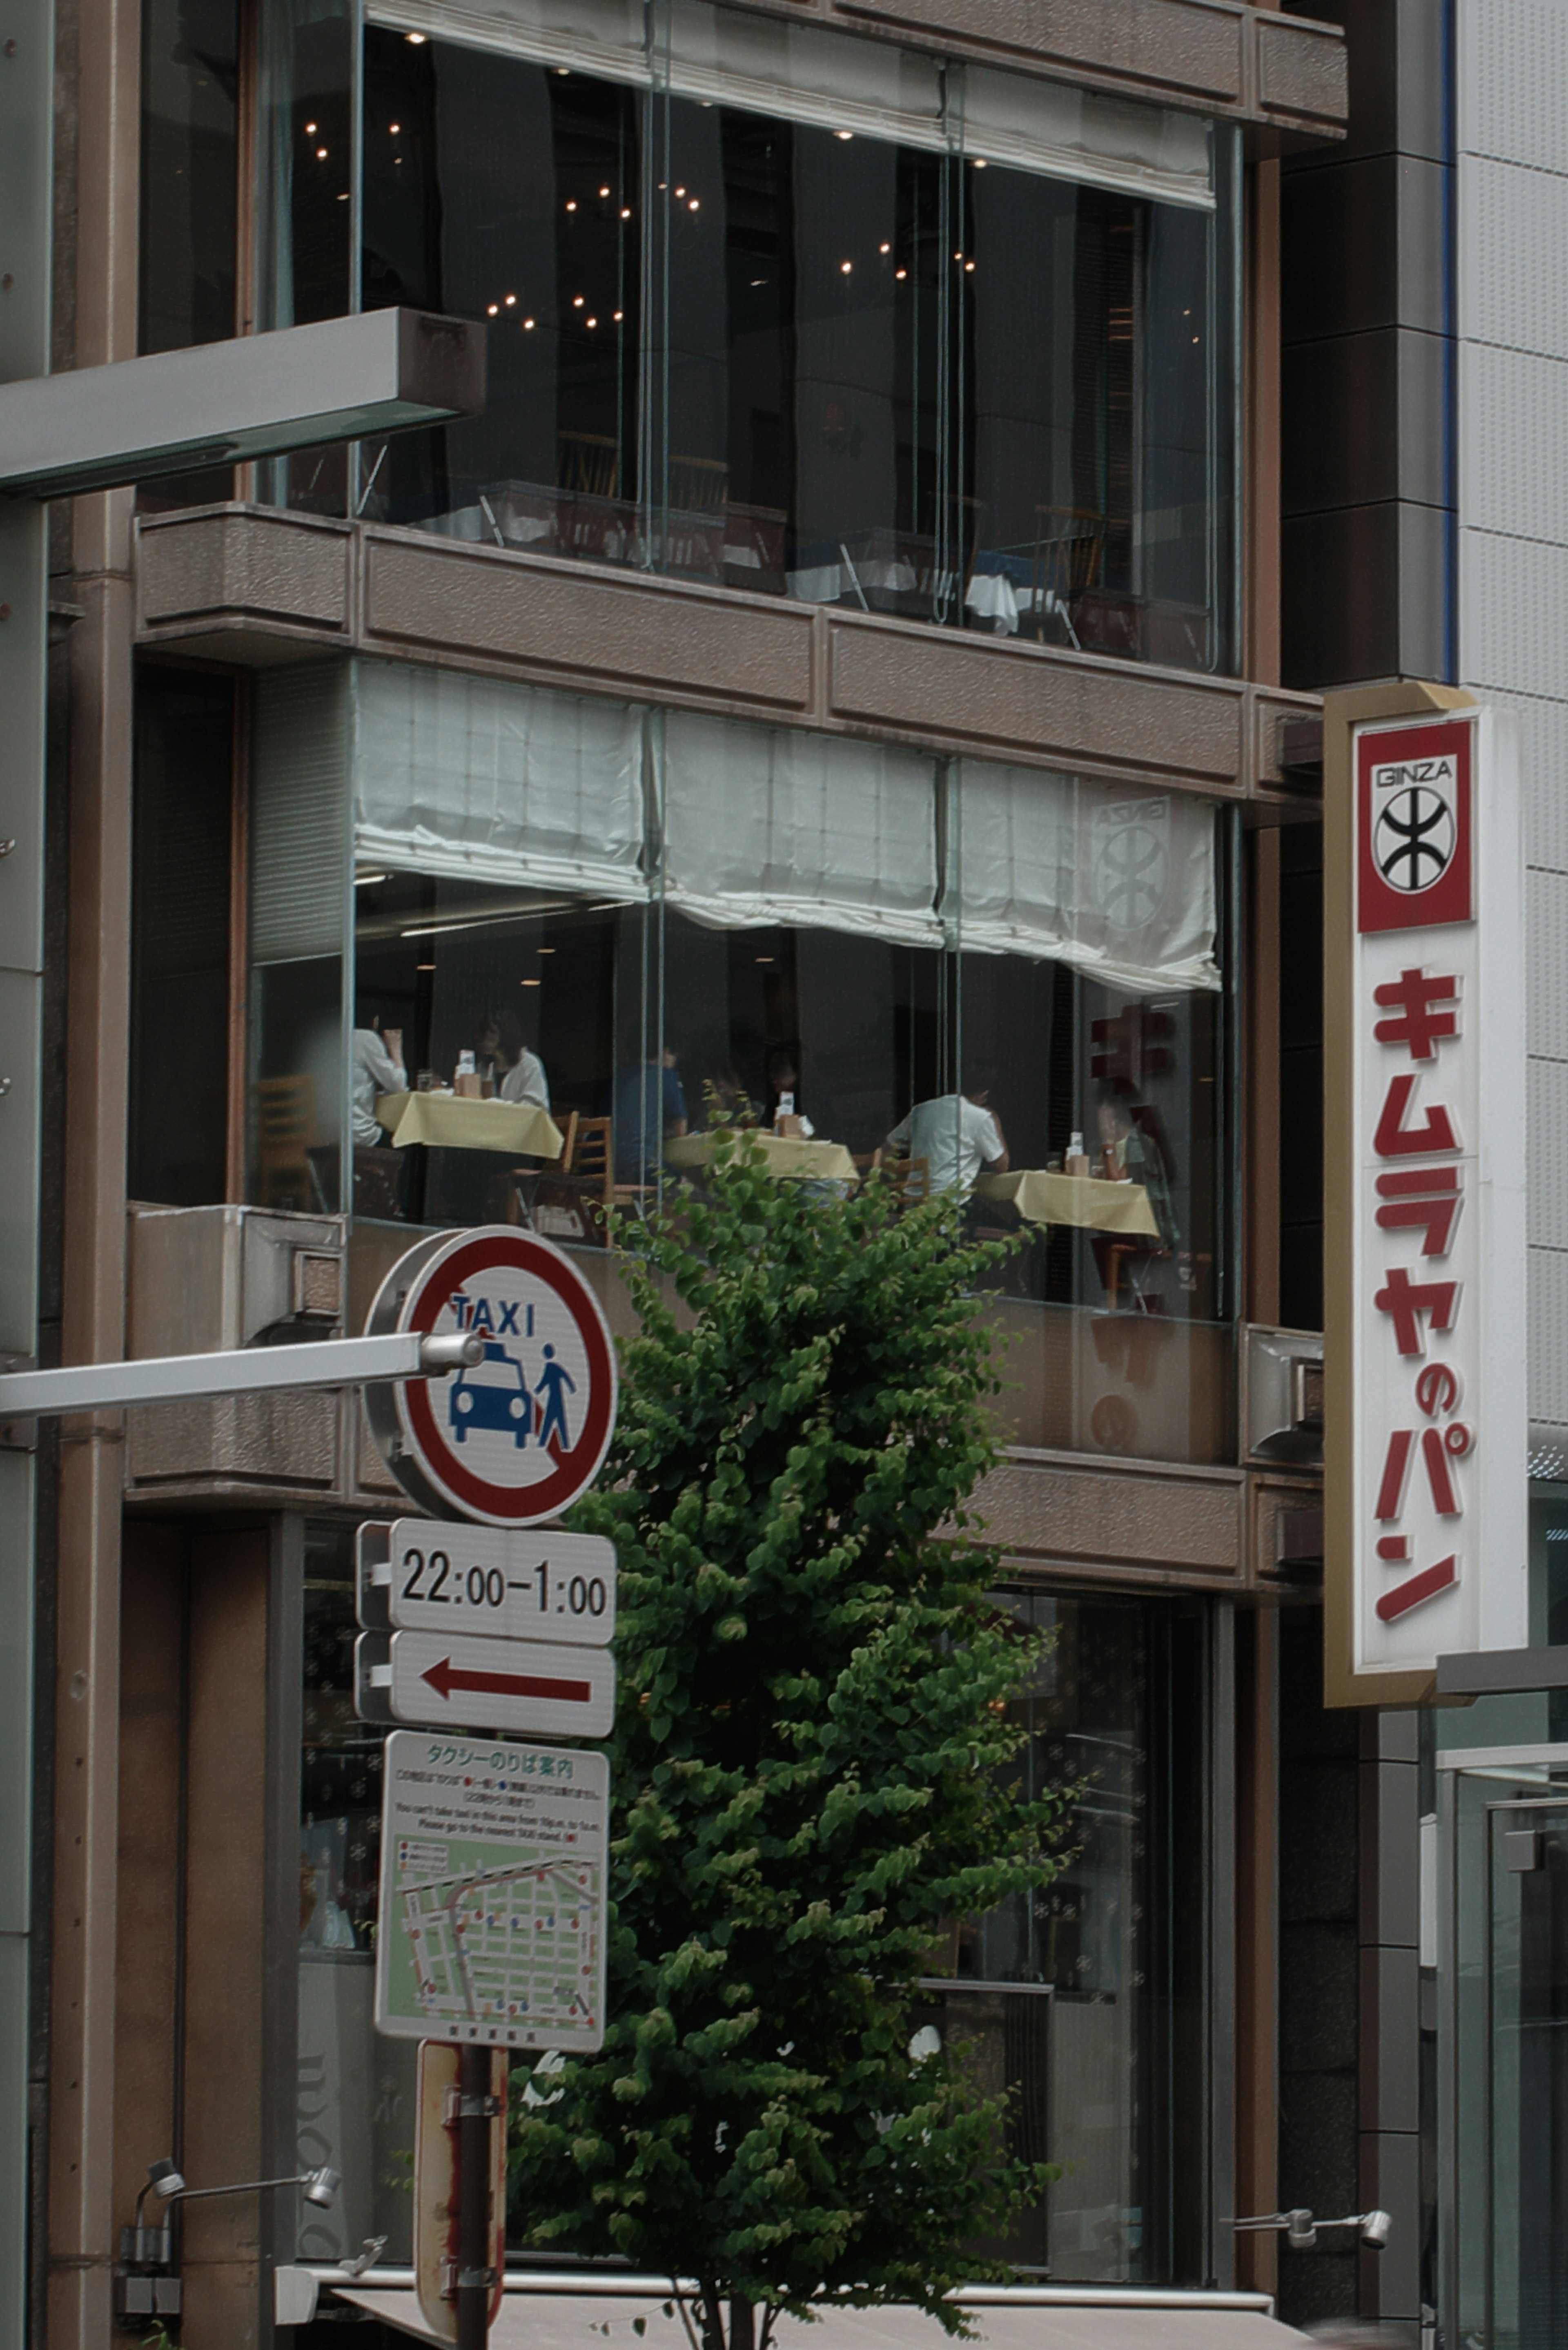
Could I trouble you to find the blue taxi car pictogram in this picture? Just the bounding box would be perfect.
[448,1341,534,1445]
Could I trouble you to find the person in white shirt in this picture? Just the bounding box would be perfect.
[477,1009,550,1109]
[884,1070,1009,1197]
[351,1010,407,1146]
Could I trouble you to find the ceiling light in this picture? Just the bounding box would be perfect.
[573,295,585,307]
[612,309,623,320]
[523,317,535,328]
[405,29,426,41]
[965,260,975,271]
[756,956,774,964]
[835,130,853,140]
[879,242,890,254]
[355,872,389,886]
[389,122,400,133]
[840,261,852,274]
[565,199,576,211]
[586,317,597,327]
[621,206,632,218]
[487,303,498,314]
[316,146,329,159]
[305,121,317,134]
[974,157,987,168]
[505,294,516,305]
[895,268,906,280]
[537,947,556,954]
[521,978,541,987]
[675,186,686,197]
[417,962,435,971]
[599,185,610,197]
[688,198,699,210]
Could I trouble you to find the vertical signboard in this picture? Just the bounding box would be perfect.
[1325,686,1527,1703]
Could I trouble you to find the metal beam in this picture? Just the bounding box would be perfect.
[0,308,485,497]
[1434,1645,1568,1696]
[0,1331,482,1419]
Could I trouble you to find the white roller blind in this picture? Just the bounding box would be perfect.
[366,0,1211,203]
[953,760,1221,993]
[960,66,1214,210]
[661,709,942,948]
[351,661,648,901]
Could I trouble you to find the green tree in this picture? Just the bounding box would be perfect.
[510,1138,1065,2350]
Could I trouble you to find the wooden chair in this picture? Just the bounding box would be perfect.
[1028,506,1106,649]
[526,1114,616,1246]
[491,1110,580,1228]
[557,431,622,499]
[886,1155,931,1207]
[254,1075,321,1212]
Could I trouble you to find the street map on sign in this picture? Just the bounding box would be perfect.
[374,1729,609,2051]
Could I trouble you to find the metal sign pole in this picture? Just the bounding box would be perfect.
[457,2045,496,2350]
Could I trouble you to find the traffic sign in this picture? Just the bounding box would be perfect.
[375,1730,609,2050]
[394,1632,615,1738]
[357,1519,617,1647]
[363,1226,618,1528]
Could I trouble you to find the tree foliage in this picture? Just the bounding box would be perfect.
[509,1139,1066,2348]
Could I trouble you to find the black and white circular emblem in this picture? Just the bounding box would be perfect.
[1373,785,1457,895]
[1093,806,1169,932]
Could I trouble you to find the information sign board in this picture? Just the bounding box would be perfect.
[358,1518,616,1647]
[374,1730,609,2050]
[363,1226,618,1528]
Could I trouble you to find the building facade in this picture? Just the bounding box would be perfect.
[20,1,1363,2344]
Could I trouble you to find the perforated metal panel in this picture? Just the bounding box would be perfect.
[1461,529,1568,701]
[1525,871,1568,1059]
[1460,0,1568,176]
[1529,1242,1568,1428]
[1460,155,1568,361]
[1462,691,1568,873]
[1461,343,1568,544]
[1528,1059,1568,1247]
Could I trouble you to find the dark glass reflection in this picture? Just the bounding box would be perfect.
[139,0,240,353]
[334,28,1236,670]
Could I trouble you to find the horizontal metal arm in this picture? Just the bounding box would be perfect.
[0,1330,482,1419]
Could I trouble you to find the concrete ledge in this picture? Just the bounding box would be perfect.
[136,506,1321,803]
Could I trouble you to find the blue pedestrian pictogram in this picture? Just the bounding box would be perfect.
[533,1344,576,1454]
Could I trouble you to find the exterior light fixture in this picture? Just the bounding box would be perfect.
[406,29,426,41]
[1234,2209,1392,2252]
[117,2163,342,2323]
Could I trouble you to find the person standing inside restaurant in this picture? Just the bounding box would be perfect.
[351,1004,407,1145]
[613,1046,688,1183]
[883,1066,1009,1196]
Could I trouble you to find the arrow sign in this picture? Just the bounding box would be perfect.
[388,1631,615,1738]
[419,1655,591,1707]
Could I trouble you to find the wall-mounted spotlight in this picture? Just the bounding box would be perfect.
[1234,2207,1393,2252]
[116,2160,344,2322]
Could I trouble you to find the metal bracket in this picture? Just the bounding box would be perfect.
[443,2089,502,2122]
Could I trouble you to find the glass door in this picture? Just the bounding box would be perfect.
[1442,1754,1568,2349]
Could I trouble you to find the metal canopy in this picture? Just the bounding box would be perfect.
[0,308,485,497]
[1435,1644,1568,1696]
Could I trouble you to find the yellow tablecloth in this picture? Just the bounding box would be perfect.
[665,1131,859,1183]
[975,1168,1159,1237]
[376,1093,564,1159]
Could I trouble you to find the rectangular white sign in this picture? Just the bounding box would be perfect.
[1348,707,1527,1675]
[360,1519,616,1646]
[388,1630,617,1739]
[375,1730,608,2050]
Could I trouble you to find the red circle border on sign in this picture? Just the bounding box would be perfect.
[395,1230,617,1525]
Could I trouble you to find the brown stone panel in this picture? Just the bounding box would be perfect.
[1250,1472,1325,1587]
[974,1454,1245,1576]
[112,1525,186,2242]
[125,1391,339,1492]
[138,504,352,636]
[1257,10,1350,129]
[361,531,817,713]
[827,615,1245,792]
[180,1527,270,2350]
[829,0,1243,102]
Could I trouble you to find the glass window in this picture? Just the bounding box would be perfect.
[140,0,240,354]
[310,656,1234,1457]
[130,667,236,1205]
[938,1590,1212,2285]
[263,2,1240,670]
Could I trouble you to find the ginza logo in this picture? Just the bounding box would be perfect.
[1372,758,1457,895]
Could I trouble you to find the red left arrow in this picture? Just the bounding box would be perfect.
[421,1655,592,1706]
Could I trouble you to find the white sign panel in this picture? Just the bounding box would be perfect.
[361,1520,616,1646]
[375,1730,608,2049]
[1349,707,1526,1674]
[365,1226,618,1528]
[389,1630,617,1739]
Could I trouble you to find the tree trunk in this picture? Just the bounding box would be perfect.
[729,2298,756,2350]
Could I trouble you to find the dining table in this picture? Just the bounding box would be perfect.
[974,1168,1159,1237]
[664,1131,860,1183]
[375,1091,564,1159]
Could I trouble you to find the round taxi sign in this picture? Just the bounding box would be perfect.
[363,1226,618,1527]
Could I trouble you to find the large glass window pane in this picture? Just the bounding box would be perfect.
[130,668,236,1204]
[140,0,240,354]
[360,29,641,540]
[938,1591,1210,2285]
[289,3,1240,668]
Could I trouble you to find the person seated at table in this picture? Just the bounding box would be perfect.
[699,1060,760,1128]
[612,1046,688,1184]
[351,1003,406,1144]
[476,1007,550,1109]
[764,1048,815,1137]
[1094,1084,1174,1241]
[883,1067,1009,1197]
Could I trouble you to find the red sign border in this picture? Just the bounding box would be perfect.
[1356,716,1474,934]
[393,1229,617,1525]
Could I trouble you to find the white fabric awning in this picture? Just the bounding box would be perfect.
[328,2280,1306,2348]
[352,661,647,903]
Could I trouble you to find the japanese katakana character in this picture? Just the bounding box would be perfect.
[1373,1073,1459,1158]
[1372,968,1461,1061]
[1374,1265,1459,1355]
[1375,1165,1461,1255]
